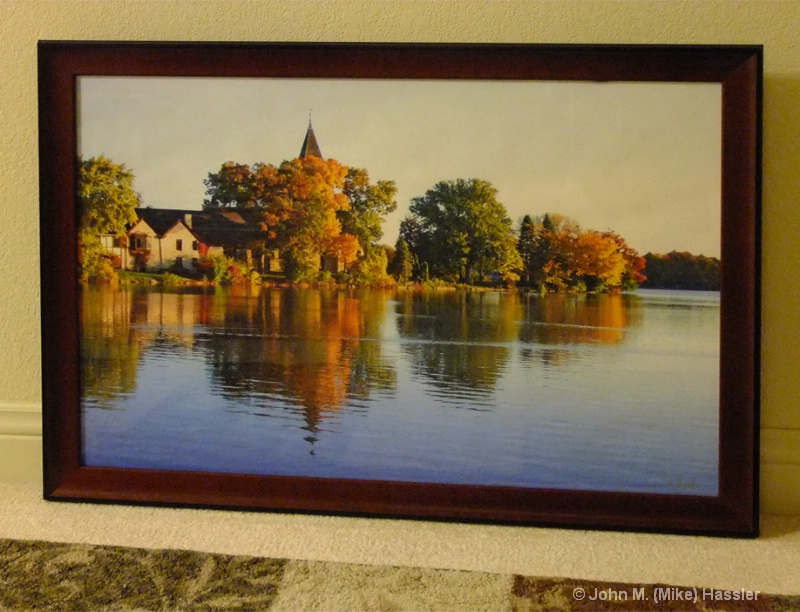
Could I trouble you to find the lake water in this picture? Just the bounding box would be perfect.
[80,285,720,495]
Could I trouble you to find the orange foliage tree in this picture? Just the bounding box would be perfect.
[273,156,350,278]
[328,233,361,270]
[517,213,645,292]
[571,230,627,289]
[204,156,357,280]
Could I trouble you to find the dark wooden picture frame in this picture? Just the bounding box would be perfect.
[39,42,761,535]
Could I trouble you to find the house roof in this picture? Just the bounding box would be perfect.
[299,120,323,159]
[132,208,264,250]
[126,120,321,250]
[127,217,156,237]
[133,208,187,237]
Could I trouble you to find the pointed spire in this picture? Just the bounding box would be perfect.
[299,115,323,159]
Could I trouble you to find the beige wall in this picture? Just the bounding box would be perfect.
[158,223,200,270]
[1,1,798,519]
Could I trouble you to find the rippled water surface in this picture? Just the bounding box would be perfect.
[81,286,719,495]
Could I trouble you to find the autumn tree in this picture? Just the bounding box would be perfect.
[403,178,522,283]
[328,233,361,270]
[78,156,141,280]
[204,158,399,281]
[516,213,645,293]
[606,231,647,290]
[570,229,628,291]
[204,157,352,280]
[272,156,350,278]
[516,213,571,290]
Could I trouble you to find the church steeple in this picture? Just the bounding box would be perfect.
[299,117,323,159]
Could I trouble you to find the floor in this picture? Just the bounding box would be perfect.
[1,479,799,595]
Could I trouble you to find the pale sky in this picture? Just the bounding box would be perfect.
[78,76,722,258]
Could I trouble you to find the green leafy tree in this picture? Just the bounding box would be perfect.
[398,215,432,281]
[78,156,141,280]
[339,168,398,255]
[405,178,522,283]
[202,162,258,209]
[351,247,394,286]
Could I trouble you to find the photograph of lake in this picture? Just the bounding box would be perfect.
[77,75,722,497]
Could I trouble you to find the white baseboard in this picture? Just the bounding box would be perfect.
[1,403,797,514]
[0,402,43,483]
[0,402,41,437]
[761,427,800,515]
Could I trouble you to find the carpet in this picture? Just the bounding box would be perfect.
[1,538,799,611]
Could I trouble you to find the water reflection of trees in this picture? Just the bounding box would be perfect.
[82,286,641,429]
[80,286,398,441]
[204,288,348,439]
[517,293,642,367]
[394,290,643,394]
[81,287,141,408]
[204,287,396,437]
[342,290,397,400]
[395,290,522,401]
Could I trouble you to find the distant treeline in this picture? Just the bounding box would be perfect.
[640,251,720,291]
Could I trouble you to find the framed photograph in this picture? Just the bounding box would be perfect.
[39,42,761,535]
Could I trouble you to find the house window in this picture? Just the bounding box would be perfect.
[176,239,183,251]
[131,234,149,250]
[192,240,199,251]
[176,257,183,267]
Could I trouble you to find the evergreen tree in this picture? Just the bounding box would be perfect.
[391,237,413,283]
[517,214,537,285]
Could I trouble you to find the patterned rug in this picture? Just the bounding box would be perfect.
[1,538,798,611]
